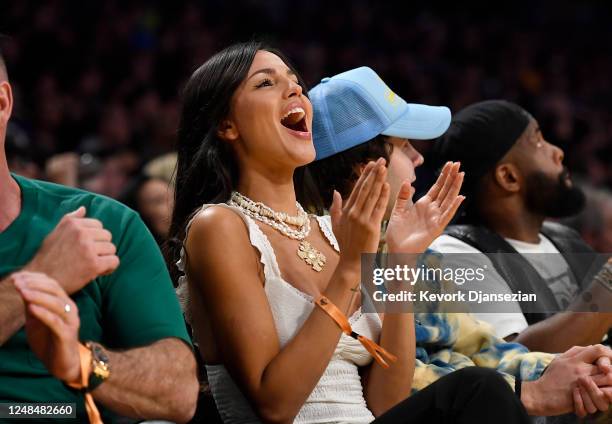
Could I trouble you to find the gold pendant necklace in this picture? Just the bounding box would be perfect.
[230,191,327,272]
[297,240,327,272]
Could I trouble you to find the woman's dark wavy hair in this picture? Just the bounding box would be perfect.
[166,41,310,284]
[300,135,392,215]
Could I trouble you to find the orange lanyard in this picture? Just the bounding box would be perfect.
[315,295,397,368]
[65,343,103,424]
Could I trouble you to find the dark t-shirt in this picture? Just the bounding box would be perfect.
[0,174,191,422]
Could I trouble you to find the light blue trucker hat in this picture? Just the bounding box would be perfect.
[310,66,451,160]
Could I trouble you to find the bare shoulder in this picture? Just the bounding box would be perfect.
[185,205,259,278]
[186,205,249,247]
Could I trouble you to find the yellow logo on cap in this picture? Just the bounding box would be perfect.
[377,74,398,105]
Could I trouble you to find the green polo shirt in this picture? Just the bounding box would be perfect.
[0,174,191,422]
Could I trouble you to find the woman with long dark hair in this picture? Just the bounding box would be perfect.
[168,41,531,424]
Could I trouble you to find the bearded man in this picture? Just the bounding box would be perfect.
[429,100,612,353]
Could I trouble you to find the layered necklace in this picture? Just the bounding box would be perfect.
[229,191,327,272]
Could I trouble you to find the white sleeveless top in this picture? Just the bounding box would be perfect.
[176,204,382,424]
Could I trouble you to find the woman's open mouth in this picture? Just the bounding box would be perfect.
[280,107,310,137]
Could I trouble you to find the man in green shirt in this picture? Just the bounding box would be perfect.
[0,50,198,422]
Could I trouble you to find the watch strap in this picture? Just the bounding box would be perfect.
[65,343,103,424]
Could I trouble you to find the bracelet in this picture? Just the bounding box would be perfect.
[65,343,103,424]
[315,295,397,368]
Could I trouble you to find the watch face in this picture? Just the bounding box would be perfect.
[88,342,110,380]
[93,363,111,379]
[93,344,109,363]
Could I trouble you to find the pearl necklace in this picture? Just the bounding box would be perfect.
[230,192,310,240]
[229,191,327,272]
[231,191,308,227]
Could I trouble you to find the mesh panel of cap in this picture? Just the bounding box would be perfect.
[327,86,381,136]
[312,107,328,145]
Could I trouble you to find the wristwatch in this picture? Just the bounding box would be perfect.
[85,341,110,392]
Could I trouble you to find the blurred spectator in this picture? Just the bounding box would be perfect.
[5,122,40,179]
[44,152,79,187]
[0,0,610,251]
[144,152,177,187]
[79,103,133,154]
[120,173,174,244]
[80,150,139,198]
[563,181,612,254]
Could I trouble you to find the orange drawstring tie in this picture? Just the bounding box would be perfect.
[315,295,397,368]
[66,343,103,424]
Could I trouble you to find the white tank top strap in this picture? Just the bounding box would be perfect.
[175,202,283,324]
[184,203,282,279]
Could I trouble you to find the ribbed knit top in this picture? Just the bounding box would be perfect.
[177,204,381,424]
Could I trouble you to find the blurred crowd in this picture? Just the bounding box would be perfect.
[1,0,611,251]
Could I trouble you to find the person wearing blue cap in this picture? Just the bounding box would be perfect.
[305,66,612,419]
[306,66,455,220]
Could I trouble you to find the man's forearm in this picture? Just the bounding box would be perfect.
[91,338,199,423]
[0,275,25,345]
[512,274,612,351]
[512,311,612,353]
[521,380,550,416]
